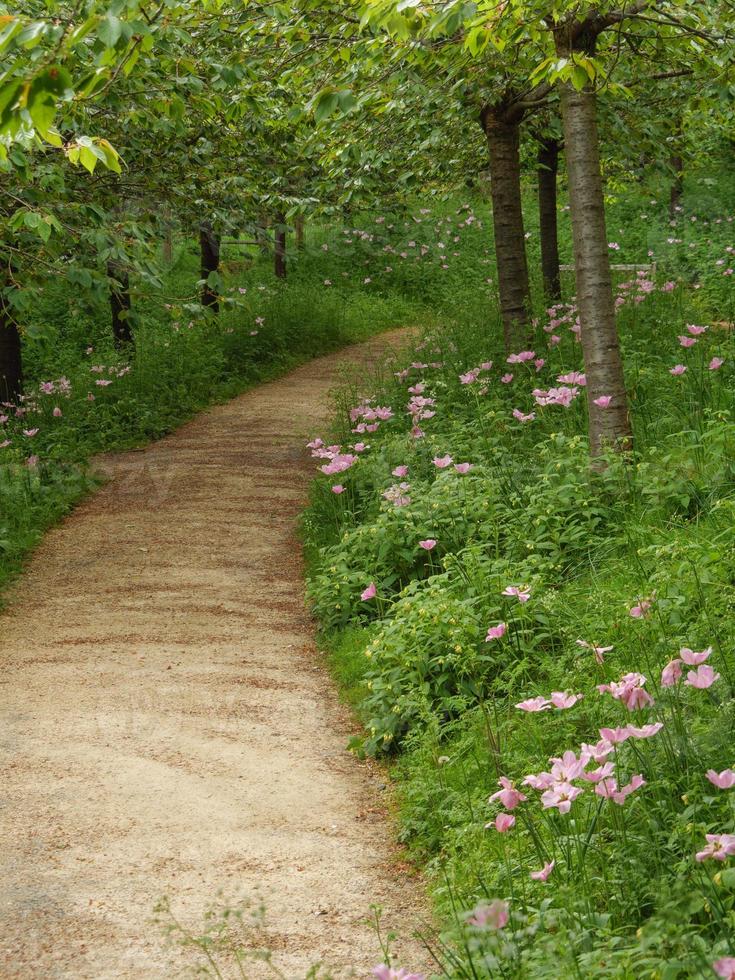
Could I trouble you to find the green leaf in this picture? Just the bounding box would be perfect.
[98,14,123,48]
[314,90,339,124]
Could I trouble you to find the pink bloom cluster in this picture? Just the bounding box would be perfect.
[660,646,720,689]
[597,672,654,710]
[533,385,581,408]
[350,398,393,434]
[382,482,411,507]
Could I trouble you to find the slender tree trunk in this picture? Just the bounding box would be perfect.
[162,226,174,265]
[295,213,305,250]
[537,137,562,301]
[0,294,22,404]
[199,220,220,312]
[274,211,287,279]
[669,152,684,219]
[558,80,632,457]
[480,104,531,348]
[107,260,133,348]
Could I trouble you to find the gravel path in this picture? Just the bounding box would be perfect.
[0,330,428,979]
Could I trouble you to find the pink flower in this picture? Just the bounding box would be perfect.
[321,454,358,476]
[595,774,645,805]
[706,769,735,790]
[534,358,545,372]
[361,583,377,601]
[576,639,613,664]
[685,664,720,689]
[541,782,583,813]
[454,462,472,474]
[679,646,712,666]
[95,379,113,387]
[661,658,683,687]
[678,335,697,347]
[500,373,513,384]
[515,696,551,712]
[507,350,536,364]
[557,371,586,386]
[26,454,39,467]
[512,408,536,423]
[593,395,612,409]
[686,324,708,335]
[432,454,453,469]
[502,585,531,603]
[419,539,436,551]
[52,406,62,418]
[392,465,409,477]
[485,622,507,641]
[549,691,583,710]
[372,967,425,980]
[488,776,527,810]
[22,428,39,437]
[581,762,615,783]
[331,485,345,494]
[695,833,735,862]
[599,726,632,745]
[492,812,516,832]
[626,722,664,739]
[598,672,654,710]
[709,357,725,371]
[467,899,509,930]
[713,958,735,980]
[670,364,687,376]
[629,598,653,618]
[548,750,588,783]
[530,861,555,881]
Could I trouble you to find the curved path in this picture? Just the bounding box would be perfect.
[0,330,427,979]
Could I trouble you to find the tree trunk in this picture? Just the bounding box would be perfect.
[0,295,22,404]
[162,226,174,265]
[558,81,632,458]
[107,260,133,348]
[274,211,287,279]
[480,104,531,349]
[669,152,684,219]
[199,220,220,312]
[537,137,562,301]
[295,213,305,250]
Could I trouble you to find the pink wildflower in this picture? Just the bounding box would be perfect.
[454,462,472,474]
[515,696,551,713]
[629,598,653,618]
[534,358,545,371]
[467,899,509,930]
[581,762,615,783]
[372,968,425,980]
[502,585,531,603]
[706,769,735,790]
[418,539,436,551]
[541,782,583,813]
[500,373,513,384]
[695,834,735,862]
[576,639,612,664]
[488,776,527,810]
[678,335,697,347]
[557,371,586,386]
[507,350,536,364]
[595,774,645,805]
[713,958,735,980]
[392,465,409,478]
[331,485,345,494]
[709,357,725,371]
[512,408,536,423]
[361,583,377,601]
[686,324,707,335]
[597,672,654,710]
[549,691,583,710]
[661,659,683,687]
[530,861,555,882]
[52,406,62,418]
[670,364,687,376]
[432,454,453,469]
[593,396,612,409]
[685,664,720,689]
[679,646,712,666]
[492,812,516,832]
[22,428,39,437]
[599,727,632,745]
[626,722,664,739]
[485,623,507,641]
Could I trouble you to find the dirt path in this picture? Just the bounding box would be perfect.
[0,330,429,979]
